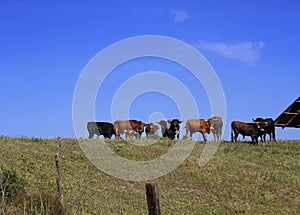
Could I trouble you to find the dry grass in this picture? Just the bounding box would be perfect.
[0,136,299,214]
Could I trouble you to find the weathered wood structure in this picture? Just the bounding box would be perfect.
[274,96,300,128]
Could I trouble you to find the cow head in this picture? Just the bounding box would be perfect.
[152,125,159,135]
[157,120,167,129]
[255,121,266,132]
[167,119,183,135]
[253,117,273,129]
[137,121,146,134]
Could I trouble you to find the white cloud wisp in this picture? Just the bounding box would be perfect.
[198,41,265,63]
[169,10,192,23]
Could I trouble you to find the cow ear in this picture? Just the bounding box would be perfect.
[179,120,183,123]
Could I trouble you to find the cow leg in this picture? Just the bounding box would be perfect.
[201,132,207,142]
[114,128,120,140]
[231,131,238,142]
[272,131,276,141]
[185,128,189,140]
[231,131,239,142]
[251,136,258,145]
[88,133,94,139]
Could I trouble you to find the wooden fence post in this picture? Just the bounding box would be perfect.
[55,137,65,210]
[146,183,161,215]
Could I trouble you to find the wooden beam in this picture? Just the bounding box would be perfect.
[283,112,297,115]
[285,113,299,128]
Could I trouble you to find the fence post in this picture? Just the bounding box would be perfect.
[55,137,65,210]
[146,183,161,215]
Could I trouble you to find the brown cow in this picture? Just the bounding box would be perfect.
[114,120,145,139]
[184,119,211,142]
[145,123,159,139]
[208,116,223,141]
[231,121,265,144]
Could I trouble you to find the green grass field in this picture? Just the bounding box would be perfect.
[0,136,299,214]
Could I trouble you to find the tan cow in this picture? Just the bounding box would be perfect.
[184,119,211,142]
[208,116,223,141]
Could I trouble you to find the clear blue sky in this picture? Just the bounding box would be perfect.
[1,0,299,140]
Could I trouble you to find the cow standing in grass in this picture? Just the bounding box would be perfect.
[114,120,145,140]
[184,119,211,142]
[252,117,276,141]
[157,119,183,140]
[145,123,159,139]
[231,121,265,144]
[87,122,115,139]
[208,116,223,141]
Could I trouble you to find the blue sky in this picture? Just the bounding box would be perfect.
[1,0,299,140]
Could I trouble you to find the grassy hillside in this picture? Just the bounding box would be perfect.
[0,136,299,214]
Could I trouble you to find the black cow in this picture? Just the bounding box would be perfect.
[231,121,265,144]
[252,117,276,141]
[87,121,115,139]
[157,119,183,140]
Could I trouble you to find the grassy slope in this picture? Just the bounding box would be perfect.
[0,136,299,214]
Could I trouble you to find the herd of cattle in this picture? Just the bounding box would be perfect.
[87,117,276,144]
